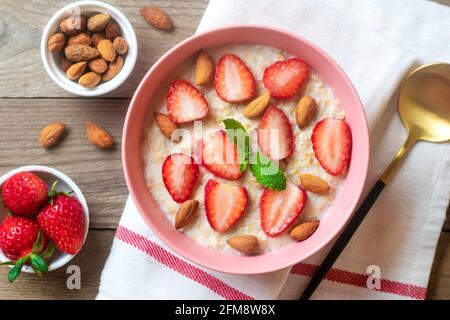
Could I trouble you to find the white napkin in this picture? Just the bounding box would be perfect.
[97,0,450,300]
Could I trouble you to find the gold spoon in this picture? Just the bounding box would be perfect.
[300,63,450,299]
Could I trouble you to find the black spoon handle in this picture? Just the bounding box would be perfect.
[299,179,386,300]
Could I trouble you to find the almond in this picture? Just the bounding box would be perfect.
[299,173,330,194]
[91,33,105,47]
[290,220,319,241]
[38,122,66,148]
[65,45,100,62]
[87,13,111,32]
[112,37,128,55]
[195,51,213,86]
[60,15,87,35]
[243,92,271,118]
[88,58,108,74]
[140,6,173,30]
[105,21,121,40]
[102,56,124,81]
[154,113,179,141]
[66,62,87,80]
[67,33,91,46]
[227,235,259,255]
[175,200,199,229]
[97,39,116,62]
[295,96,316,128]
[48,33,66,52]
[86,121,114,149]
[79,71,101,88]
[60,56,73,72]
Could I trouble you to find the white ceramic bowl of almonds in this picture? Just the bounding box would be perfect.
[40,0,137,96]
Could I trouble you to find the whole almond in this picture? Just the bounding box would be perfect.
[86,121,114,149]
[227,235,259,255]
[48,33,66,52]
[60,56,73,72]
[97,39,116,62]
[290,220,319,241]
[105,21,121,40]
[195,51,213,86]
[112,37,128,55]
[154,113,179,141]
[65,45,100,62]
[67,33,91,46]
[140,6,173,30]
[66,62,87,80]
[175,200,199,229]
[60,15,87,35]
[88,58,108,74]
[296,96,317,128]
[243,92,271,118]
[299,173,331,194]
[39,122,66,148]
[79,71,101,88]
[102,56,124,81]
[87,13,111,32]
[91,33,105,47]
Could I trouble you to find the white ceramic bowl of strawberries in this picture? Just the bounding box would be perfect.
[40,0,138,96]
[0,166,89,280]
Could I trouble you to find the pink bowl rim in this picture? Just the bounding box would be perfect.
[123,24,369,274]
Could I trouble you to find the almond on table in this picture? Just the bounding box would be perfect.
[140,6,173,30]
[86,121,114,149]
[38,122,66,148]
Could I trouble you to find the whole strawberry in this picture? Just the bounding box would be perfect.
[0,215,51,282]
[37,194,85,255]
[1,172,49,215]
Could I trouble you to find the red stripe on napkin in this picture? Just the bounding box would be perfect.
[115,225,253,300]
[291,263,427,300]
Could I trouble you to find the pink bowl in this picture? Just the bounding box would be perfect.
[123,25,369,274]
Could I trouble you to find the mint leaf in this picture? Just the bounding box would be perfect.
[250,152,286,190]
[223,119,250,172]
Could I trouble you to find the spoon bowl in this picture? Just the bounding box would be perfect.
[398,63,450,143]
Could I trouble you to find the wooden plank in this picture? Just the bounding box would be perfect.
[0,229,448,300]
[0,0,209,98]
[427,231,450,300]
[0,230,115,300]
[0,98,129,228]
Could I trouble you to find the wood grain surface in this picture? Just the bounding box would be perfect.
[0,0,448,300]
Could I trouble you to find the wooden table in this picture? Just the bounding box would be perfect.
[0,0,448,300]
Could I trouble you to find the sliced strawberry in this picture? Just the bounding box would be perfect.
[167,79,209,124]
[260,181,307,237]
[214,54,255,103]
[162,153,199,203]
[257,105,295,161]
[311,118,352,175]
[263,58,309,99]
[201,130,243,180]
[205,179,248,232]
